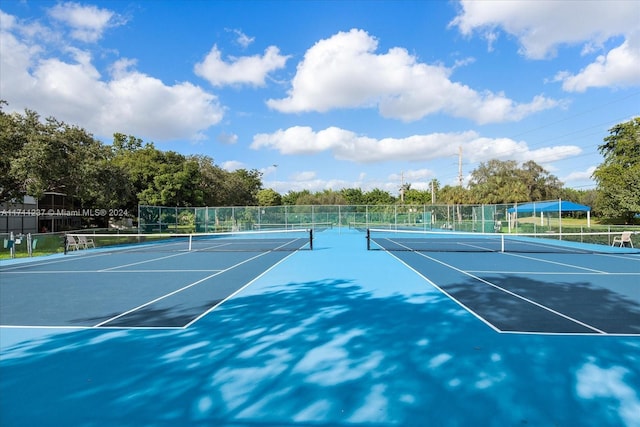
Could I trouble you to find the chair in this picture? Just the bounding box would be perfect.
[66,235,80,251]
[77,235,95,249]
[612,231,634,248]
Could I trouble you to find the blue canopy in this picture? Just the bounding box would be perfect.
[508,200,590,213]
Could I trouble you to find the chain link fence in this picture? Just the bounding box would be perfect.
[3,201,637,258]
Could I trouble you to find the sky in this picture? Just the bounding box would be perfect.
[1,0,639,196]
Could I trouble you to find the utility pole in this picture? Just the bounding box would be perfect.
[431,179,435,204]
[400,171,405,203]
[458,146,463,187]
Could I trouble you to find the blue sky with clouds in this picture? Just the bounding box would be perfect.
[1,0,639,196]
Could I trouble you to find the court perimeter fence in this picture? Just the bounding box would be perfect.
[137,202,624,235]
[3,202,638,258]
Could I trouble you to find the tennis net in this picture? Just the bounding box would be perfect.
[65,228,313,253]
[367,228,640,254]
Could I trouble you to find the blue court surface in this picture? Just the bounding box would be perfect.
[1,228,639,426]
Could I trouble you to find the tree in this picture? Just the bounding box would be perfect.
[314,189,346,205]
[111,139,165,211]
[8,112,105,202]
[363,188,395,205]
[593,117,640,223]
[188,155,230,206]
[439,185,470,205]
[341,188,366,205]
[402,188,430,204]
[0,103,28,202]
[469,160,527,203]
[519,160,563,201]
[219,169,262,206]
[112,133,143,152]
[294,190,319,205]
[139,158,204,207]
[257,189,282,206]
[468,159,561,204]
[282,190,311,205]
[68,136,132,226]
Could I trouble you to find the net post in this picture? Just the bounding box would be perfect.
[309,228,313,250]
[63,234,68,255]
[366,228,371,250]
[501,234,505,252]
[8,232,15,258]
[188,234,193,251]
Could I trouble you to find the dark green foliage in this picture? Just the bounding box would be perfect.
[1,102,637,222]
[593,117,640,223]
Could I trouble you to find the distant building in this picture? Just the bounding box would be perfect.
[1,192,81,234]
[0,195,38,234]
[37,192,82,232]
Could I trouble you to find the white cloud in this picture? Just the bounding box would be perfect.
[48,2,124,43]
[389,169,435,191]
[260,164,279,177]
[194,44,290,87]
[271,169,434,194]
[291,171,317,181]
[556,33,640,92]
[267,29,557,124]
[450,0,640,60]
[450,1,640,91]
[222,160,246,171]
[389,169,434,183]
[561,166,597,183]
[216,131,239,145]
[251,126,581,165]
[283,176,370,194]
[0,10,223,142]
[102,68,223,141]
[228,28,255,48]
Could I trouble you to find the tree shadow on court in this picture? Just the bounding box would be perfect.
[1,278,639,426]
[71,299,226,328]
[442,275,640,334]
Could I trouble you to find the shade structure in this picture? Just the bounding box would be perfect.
[507,200,591,213]
[507,199,591,229]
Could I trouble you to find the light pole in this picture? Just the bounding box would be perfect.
[272,164,278,191]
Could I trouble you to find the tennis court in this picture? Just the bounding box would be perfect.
[1,229,312,328]
[368,228,640,334]
[1,228,639,426]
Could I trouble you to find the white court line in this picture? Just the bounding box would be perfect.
[98,251,194,271]
[466,271,640,276]
[0,324,183,331]
[0,269,222,274]
[1,241,245,273]
[100,269,222,273]
[600,252,640,261]
[2,246,304,331]
[384,252,502,333]
[500,252,609,273]
[95,238,308,328]
[385,238,606,334]
[0,251,111,271]
[184,249,300,328]
[13,268,630,276]
[93,250,273,327]
[0,238,231,273]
